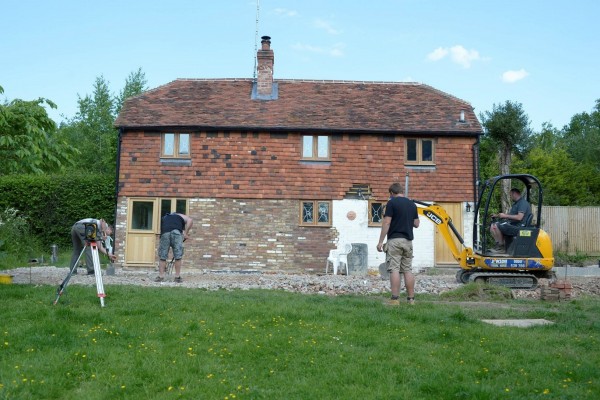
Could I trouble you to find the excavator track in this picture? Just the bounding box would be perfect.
[467,272,539,289]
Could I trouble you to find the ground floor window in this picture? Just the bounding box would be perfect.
[160,198,188,217]
[299,200,332,226]
[368,200,386,226]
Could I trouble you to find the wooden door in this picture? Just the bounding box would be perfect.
[125,198,159,267]
[434,202,464,266]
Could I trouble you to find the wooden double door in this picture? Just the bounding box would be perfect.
[124,198,188,267]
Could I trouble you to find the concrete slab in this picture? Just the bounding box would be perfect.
[553,266,600,277]
[481,319,554,328]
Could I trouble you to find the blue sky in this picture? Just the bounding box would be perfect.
[2,0,599,132]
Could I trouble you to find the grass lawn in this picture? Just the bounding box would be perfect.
[1,283,599,399]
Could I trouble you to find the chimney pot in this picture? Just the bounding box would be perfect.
[261,36,271,50]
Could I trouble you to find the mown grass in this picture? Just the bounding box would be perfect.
[1,283,599,399]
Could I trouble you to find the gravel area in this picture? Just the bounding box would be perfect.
[3,265,600,299]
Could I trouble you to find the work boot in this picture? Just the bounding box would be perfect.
[489,243,505,254]
[384,296,400,306]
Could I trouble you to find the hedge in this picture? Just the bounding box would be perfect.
[0,174,115,248]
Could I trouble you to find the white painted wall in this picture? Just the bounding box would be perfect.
[331,199,433,272]
[331,199,473,272]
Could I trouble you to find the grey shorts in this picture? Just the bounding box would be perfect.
[496,222,519,237]
[158,230,184,260]
[385,238,413,273]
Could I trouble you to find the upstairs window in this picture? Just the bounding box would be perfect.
[405,138,435,165]
[302,135,330,160]
[299,200,332,227]
[162,133,190,158]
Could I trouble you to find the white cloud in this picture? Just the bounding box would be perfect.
[427,47,448,61]
[427,45,483,68]
[313,18,342,35]
[273,8,298,17]
[502,69,529,83]
[449,45,481,68]
[292,42,345,57]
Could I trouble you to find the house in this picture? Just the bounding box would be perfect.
[114,36,483,273]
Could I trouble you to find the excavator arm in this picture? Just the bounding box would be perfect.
[414,201,475,268]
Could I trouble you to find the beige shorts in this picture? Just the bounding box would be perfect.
[385,238,413,273]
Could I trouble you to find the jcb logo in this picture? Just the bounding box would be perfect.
[425,211,442,225]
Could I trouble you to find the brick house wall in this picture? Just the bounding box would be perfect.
[118,130,476,202]
[114,130,476,272]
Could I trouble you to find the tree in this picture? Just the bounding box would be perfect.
[513,147,600,206]
[562,99,600,171]
[479,101,533,210]
[116,68,148,114]
[58,69,148,176]
[0,85,77,175]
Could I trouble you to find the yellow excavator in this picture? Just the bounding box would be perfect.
[415,174,554,289]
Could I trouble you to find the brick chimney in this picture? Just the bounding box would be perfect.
[256,36,274,96]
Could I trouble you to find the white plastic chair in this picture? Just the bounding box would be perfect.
[325,243,353,275]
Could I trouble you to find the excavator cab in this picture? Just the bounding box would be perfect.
[465,174,554,287]
[475,174,545,257]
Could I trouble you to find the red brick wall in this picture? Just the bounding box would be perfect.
[118,131,476,202]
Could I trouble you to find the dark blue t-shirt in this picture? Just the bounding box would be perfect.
[160,213,185,235]
[384,196,418,241]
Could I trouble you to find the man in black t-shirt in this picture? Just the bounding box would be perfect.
[155,212,193,283]
[377,183,420,305]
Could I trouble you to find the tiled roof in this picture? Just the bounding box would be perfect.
[115,79,482,135]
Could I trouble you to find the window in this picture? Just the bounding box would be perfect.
[160,198,189,218]
[405,138,435,165]
[368,200,386,227]
[302,135,330,160]
[131,201,154,230]
[299,200,332,226]
[162,133,190,158]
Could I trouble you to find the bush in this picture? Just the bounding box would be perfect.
[0,173,114,249]
[0,208,41,264]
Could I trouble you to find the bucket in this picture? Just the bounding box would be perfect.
[0,274,14,284]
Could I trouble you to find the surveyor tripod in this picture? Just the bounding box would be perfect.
[54,239,106,307]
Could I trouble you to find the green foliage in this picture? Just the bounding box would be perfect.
[57,70,148,177]
[0,174,114,249]
[563,99,600,170]
[480,100,532,157]
[513,147,600,205]
[0,208,42,264]
[479,101,533,210]
[555,251,596,267]
[115,67,148,114]
[440,283,513,301]
[57,76,118,176]
[1,286,599,399]
[0,90,78,175]
[479,99,600,206]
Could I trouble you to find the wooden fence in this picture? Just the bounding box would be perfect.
[540,206,600,255]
